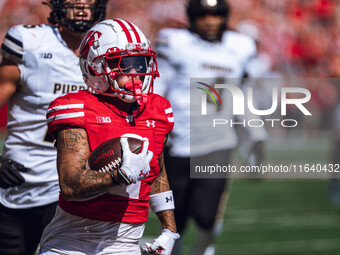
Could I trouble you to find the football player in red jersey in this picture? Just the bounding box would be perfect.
[39,19,179,255]
[0,1,108,254]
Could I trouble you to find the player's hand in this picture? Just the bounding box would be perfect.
[120,137,153,184]
[0,155,31,188]
[142,229,180,255]
[248,141,265,166]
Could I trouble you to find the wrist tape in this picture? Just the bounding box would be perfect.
[149,190,175,212]
[162,229,180,239]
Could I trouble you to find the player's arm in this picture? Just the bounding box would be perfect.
[150,145,177,233]
[0,25,24,109]
[0,58,19,109]
[0,58,32,188]
[240,37,267,167]
[57,128,115,201]
[145,135,180,255]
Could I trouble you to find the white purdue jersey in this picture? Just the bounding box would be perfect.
[0,24,86,208]
[154,28,267,157]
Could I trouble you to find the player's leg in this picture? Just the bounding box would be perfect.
[40,206,144,254]
[165,153,191,255]
[190,178,229,255]
[190,149,232,255]
[23,202,57,255]
[0,204,26,255]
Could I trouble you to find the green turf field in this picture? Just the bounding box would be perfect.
[144,179,340,255]
[143,130,340,255]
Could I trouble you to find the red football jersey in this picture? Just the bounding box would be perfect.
[46,90,174,223]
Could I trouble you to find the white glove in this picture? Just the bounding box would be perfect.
[142,229,180,255]
[120,137,153,184]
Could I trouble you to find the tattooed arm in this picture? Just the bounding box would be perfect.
[57,128,114,201]
[150,135,177,233]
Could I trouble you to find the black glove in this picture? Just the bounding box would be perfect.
[0,155,31,188]
[248,141,265,166]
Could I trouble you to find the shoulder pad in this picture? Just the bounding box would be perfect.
[149,94,174,130]
[46,92,86,138]
[1,25,24,63]
[224,31,257,58]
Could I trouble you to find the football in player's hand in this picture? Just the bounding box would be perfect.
[86,134,143,173]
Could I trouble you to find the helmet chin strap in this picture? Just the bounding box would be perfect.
[125,80,148,105]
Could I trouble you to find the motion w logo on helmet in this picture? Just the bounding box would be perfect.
[79,30,103,59]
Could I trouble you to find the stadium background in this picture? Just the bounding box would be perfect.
[0,0,340,254]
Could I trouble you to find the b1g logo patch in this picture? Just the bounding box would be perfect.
[39,52,53,59]
[96,116,111,123]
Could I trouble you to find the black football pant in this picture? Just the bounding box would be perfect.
[0,202,57,255]
[165,149,231,234]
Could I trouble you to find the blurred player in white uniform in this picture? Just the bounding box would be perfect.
[0,1,107,254]
[154,0,267,254]
[236,20,283,107]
